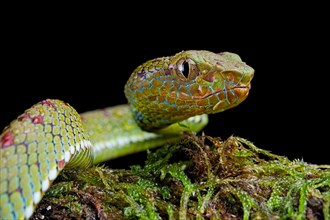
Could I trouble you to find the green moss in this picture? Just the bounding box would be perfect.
[32,134,330,219]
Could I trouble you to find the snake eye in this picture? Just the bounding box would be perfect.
[179,61,190,78]
[177,58,198,80]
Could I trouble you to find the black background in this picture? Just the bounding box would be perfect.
[1,10,329,167]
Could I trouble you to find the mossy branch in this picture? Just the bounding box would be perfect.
[32,133,330,220]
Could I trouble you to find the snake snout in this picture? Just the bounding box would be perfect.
[221,68,254,88]
[211,67,254,112]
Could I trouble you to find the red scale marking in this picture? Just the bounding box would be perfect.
[18,113,30,121]
[58,159,65,169]
[165,69,171,75]
[40,100,57,109]
[32,115,43,124]
[0,131,15,148]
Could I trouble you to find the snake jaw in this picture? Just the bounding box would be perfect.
[212,86,251,111]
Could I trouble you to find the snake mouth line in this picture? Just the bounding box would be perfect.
[199,85,251,100]
[210,85,251,111]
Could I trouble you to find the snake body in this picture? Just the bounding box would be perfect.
[0,50,254,219]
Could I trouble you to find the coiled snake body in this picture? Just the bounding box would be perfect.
[0,50,254,219]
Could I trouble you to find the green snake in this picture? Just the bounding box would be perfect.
[0,50,254,219]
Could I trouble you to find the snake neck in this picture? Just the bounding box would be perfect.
[129,105,167,131]
[129,105,208,134]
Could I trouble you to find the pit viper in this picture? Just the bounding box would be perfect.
[0,50,254,219]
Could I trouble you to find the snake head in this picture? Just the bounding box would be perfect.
[124,50,254,131]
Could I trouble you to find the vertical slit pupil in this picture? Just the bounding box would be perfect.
[182,61,189,78]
